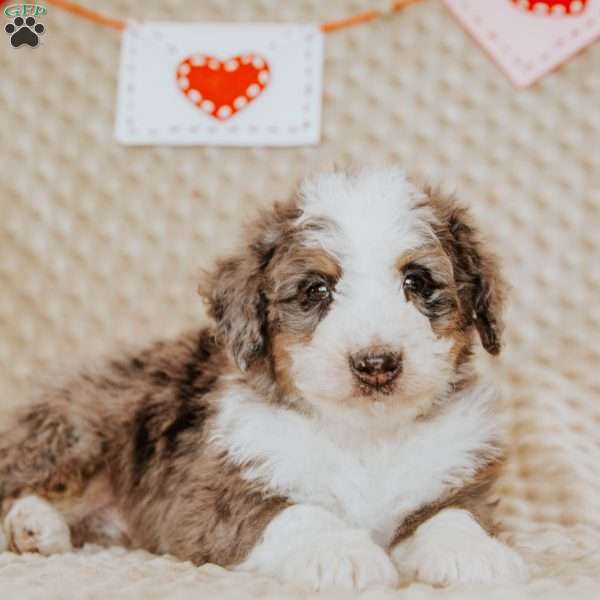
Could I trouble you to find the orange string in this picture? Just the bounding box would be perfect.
[43,0,421,33]
[44,0,127,31]
[320,0,422,32]
[320,9,379,33]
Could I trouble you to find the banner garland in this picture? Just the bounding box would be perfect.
[41,0,422,33]
[4,0,599,145]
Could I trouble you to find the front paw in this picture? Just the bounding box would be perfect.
[4,496,72,555]
[281,529,399,591]
[238,505,398,591]
[392,510,528,587]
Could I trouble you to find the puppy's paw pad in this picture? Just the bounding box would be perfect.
[5,496,71,555]
[283,530,399,591]
[393,532,528,587]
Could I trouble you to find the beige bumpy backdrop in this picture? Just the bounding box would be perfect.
[1,1,600,598]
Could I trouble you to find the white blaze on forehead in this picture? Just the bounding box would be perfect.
[297,167,433,265]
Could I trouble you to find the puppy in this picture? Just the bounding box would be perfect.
[0,167,527,590]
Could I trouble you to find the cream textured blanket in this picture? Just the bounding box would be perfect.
[1,0,600,598]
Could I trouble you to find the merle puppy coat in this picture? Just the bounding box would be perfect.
[0,168,527,590]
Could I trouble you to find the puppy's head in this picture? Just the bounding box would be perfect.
[201,168,505,416]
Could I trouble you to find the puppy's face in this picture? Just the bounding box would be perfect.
[202,168,504,418]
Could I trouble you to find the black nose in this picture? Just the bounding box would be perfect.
[350,349,402,389]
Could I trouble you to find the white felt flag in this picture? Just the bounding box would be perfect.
[115,23,323,146]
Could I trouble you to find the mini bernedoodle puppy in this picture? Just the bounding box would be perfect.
[0,167,528,590]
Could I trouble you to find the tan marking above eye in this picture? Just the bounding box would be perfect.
[395,244,454,285]
[396,243,444,269]
[300,248,342,280]
[270,247,342,289]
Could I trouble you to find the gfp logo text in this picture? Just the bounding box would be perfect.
[4,4,47,18]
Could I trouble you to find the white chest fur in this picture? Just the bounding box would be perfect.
[211,384,502,547]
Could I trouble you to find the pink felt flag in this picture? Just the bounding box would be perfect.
[444,0,600,87]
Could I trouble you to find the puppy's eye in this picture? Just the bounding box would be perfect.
[306,282,331,303]
[403,268,434,299]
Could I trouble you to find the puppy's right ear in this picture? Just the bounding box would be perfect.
[199,202,299,371]
[200,250,270,372]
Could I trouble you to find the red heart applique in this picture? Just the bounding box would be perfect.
[510,0,587,15]
[176,54,270,121]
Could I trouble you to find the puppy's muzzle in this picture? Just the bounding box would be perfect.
[350,348,402,389]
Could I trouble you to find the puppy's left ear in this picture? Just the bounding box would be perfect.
[427,189,506,355]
